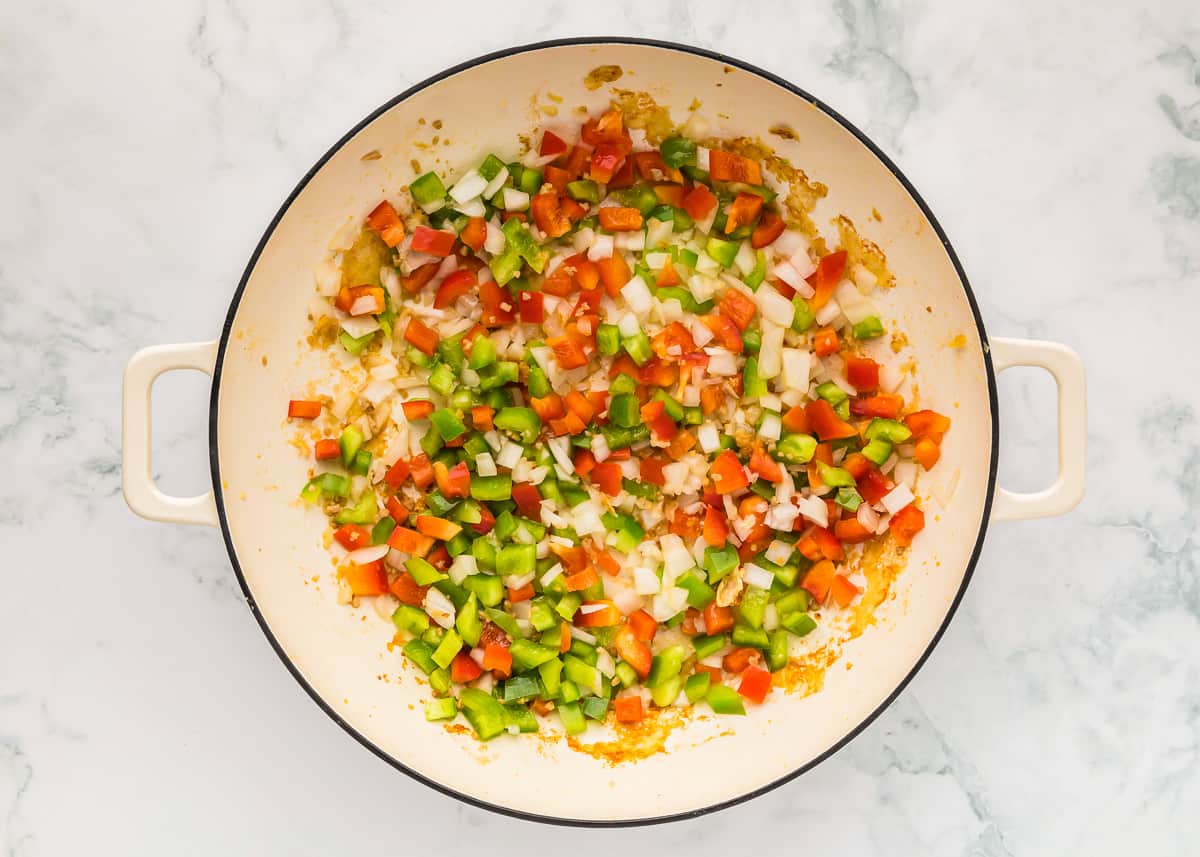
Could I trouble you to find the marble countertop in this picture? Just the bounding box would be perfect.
[3,1,1199,853]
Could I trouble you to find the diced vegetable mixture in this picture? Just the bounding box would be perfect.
[287,107,951,740]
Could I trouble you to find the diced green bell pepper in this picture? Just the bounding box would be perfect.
[865,418,912,444]
[692,633,727,661]
[392,604,431,636]
[835,487,863,511]
[333,490,376,525]
[781,611,817,637]
[685,671,712,703]
[660,136,697,168]
[646,644,686,688]
[732,623,770,649]
[775,433,818,464]
[494,407,541,444]
[425,697,458,721]
[705,684,746,715]
[817,461,856,488]
[557,701,587,735]
[459,687,507,740]
[703,545,739,582]
[705,236,740,267]
[738,588,771,629]
[470,474,513,502]
[411,172,447,208]
[509,638,558,671]
[566,179,601,203]
[501,218,546,273]
[792,297,816,332]
[402,639,438,674]
[852,316,885,339]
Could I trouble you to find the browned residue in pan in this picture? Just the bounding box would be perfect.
[565,707,695,765]
[585,64,624,90]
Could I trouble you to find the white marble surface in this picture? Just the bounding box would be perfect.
[3,1,1199,853]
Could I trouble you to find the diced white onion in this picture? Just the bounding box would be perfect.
[570,626,597,644]
[758,324,784,378]
[423,588,456,629]
[454,197,486,218]
[734,241,756,276]
[743,563,775,590]
[448,554,477,585]
[646,218,673,249]
[633,566,661,595]
[697,423,721,453]
[502,188,529,211]
[814,299,842,327]
[757,286,795,327]
[894,460,918,490]
[758,412,782,441]
[881,483,916,514]
[621,276,653,314]
[660,534,695,577]
[764,540,793,566]
[340,315,380,338]
[771,261,805,290]
[796,494,829,527]
[780,348,812,390]
[588,234,615,261]
[484,217,506,254]
[497,441,523,469]
[540,563,564,587]
[346,544,390,565]
[482,167,509,200]
[773,230,809,257]
[449,170,487,203]
[475,453,497,477]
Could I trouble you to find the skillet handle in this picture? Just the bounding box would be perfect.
[988,337,1086,521]
[122,341,220,527]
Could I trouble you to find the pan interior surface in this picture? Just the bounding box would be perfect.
[212,40,995,823]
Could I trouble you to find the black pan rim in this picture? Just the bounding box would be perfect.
[208,35,1000,828]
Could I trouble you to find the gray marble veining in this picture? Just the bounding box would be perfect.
[2,1,1199,854]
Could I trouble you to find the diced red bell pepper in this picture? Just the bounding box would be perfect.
[834,517,875,544]
[518,289,544,324]
[479,279,516,326]
[801,559,837,603]
[366,200,406,247]
[639,455,667,487]
[737,665,772,704]
[530,394,566,423]
[718,289,758,331]
[450,651,483,683]
[511,483,543,518]
[724,192,764,235]
[287,399,322,420]
[385,495,409,524]
[539,129,568,158]
[596,253,632,297]
[598,207,644,231]
[640,399,678,441]
[702,602,735,634]
[813,327,839,357]
[653,183,685,207]
[314,439,340,461]
[808,250,847,310]
[904,409,952,442]
[469,405,494,432]
[433,461,470,499]
[614,695,644,723]
[781,405,810,434]
[722,647,761,674]
[708,150,762,184]
[844,354,880,392]
[459,216,487,252]
[401,261,439,294]
[665,429,697,461]
[388,571,428,605]
[530,192,572,239]
[700,313,743,352]
[575,600,622,628]
[703,505,728,547]
[410,225,456,257]
[889,504,926,546]
[402,400,434,421]
[433,268,476,309]
[482,643,512,676]
[914,438,941,470]
[851,394,903,419]
[333,524,371,551]
[589,144,626,183]
[387,526,434,557]
[627,609,657,642]
[857,466,893,505]
[335,284,386,316]
[506,582,536,604]
[343,560,388,596]
[710,449,749,494]
[751,209,785,248]
[590,461,623,496]
[403,317,439,356]
[805,399,858,440]
[614,625,652,677]
[564,565,600,592]
[748,445,784,483]
[415,515,462,541]
[682,184,717,221]
[470,504,495,536]
[408,454,435,490]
